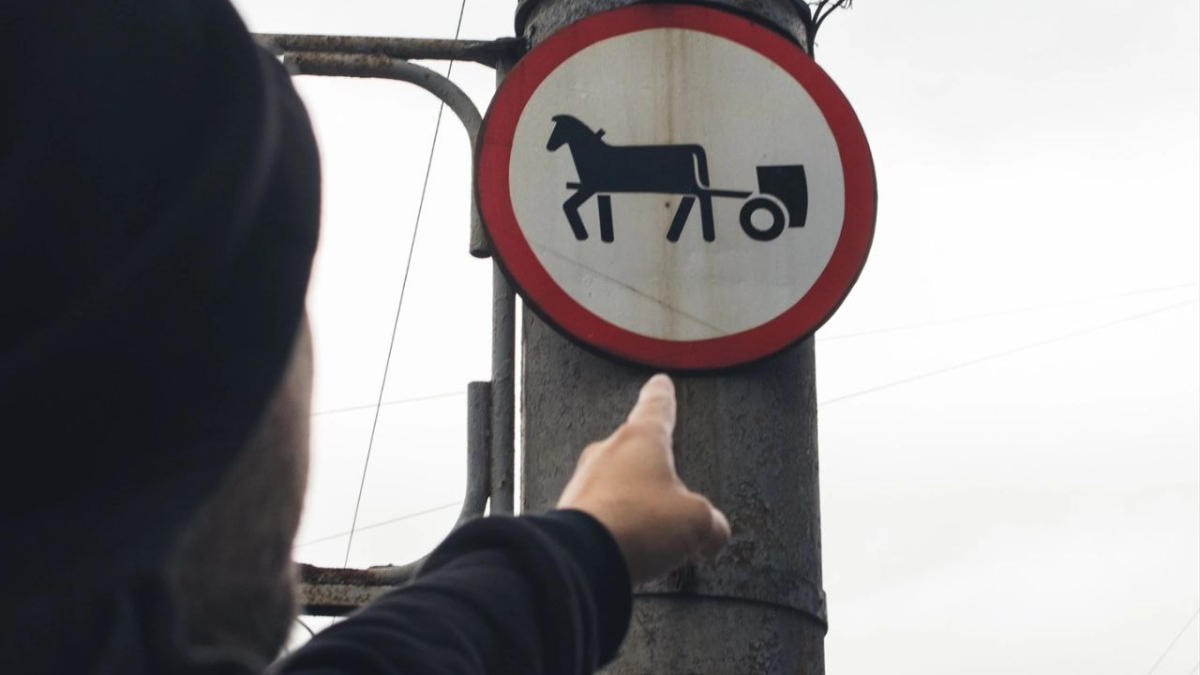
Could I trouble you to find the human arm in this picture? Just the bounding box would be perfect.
[276,513,629,674]
[277,375,729,674]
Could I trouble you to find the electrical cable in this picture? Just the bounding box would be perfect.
[821,283,1198,342]
[342,0,470,568]
[819,297,1198,407]
[279,617,317,658]
[311,391,465,418]
[297,500,462,550]
[1143,608,1200,675]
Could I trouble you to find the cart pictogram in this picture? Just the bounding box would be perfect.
[475,5,876,369]
[547,115,808,243]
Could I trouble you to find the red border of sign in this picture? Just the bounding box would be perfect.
[476,4,876,370]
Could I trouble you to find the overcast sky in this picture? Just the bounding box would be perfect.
[232,1,1199,672]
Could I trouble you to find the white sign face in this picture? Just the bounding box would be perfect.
[478,5,876,369]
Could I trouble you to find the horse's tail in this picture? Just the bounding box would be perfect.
[691,146,710,187]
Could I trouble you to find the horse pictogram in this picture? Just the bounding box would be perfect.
[546,115,808,243]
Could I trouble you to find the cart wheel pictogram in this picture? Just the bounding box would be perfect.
[740,195,788,241]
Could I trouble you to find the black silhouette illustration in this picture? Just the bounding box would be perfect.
[546,114,808,243]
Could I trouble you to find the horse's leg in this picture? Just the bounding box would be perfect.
[562,187,594,240]
[666,196,696,243]
[698,192,715,242]
[596,195,614,243]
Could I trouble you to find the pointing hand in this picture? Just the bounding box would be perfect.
[557,374,731,584]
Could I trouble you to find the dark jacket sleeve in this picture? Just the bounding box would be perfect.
[277,511,632,675]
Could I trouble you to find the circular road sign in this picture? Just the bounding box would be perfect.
[476,4,876,370]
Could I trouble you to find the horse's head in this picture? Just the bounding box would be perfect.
[547,115,595,151]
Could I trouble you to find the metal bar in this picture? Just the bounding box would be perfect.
[489,266,516,515]
[297,564,401,616]
[460,381,493,524]
[255,33,524,67]
[279,50,490,260]
[485,47,521,520]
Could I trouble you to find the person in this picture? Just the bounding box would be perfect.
[0,1,731,673]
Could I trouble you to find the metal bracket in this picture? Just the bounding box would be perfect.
[636,564,828,630]
[254,34,520,615]
[296,382,491,616]
[267,46,493,257]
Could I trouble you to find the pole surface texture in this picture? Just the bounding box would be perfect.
[512,2,826,673]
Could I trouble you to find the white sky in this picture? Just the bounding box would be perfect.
[232,1,1200,672]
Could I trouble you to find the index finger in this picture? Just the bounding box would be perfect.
[626,373,677,434]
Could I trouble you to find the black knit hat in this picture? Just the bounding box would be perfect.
[0,0,320,668]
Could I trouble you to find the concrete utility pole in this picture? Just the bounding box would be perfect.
[512,1,827,673]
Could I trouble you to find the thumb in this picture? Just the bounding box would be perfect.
[696,506,732,562]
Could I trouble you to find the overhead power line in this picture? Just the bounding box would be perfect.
[343,0,469,568]
[821,282,1198,343]
[311,391,466,418]
[1142,608,1200,675]
[296,500,463,550]
[819,297,1198,407]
